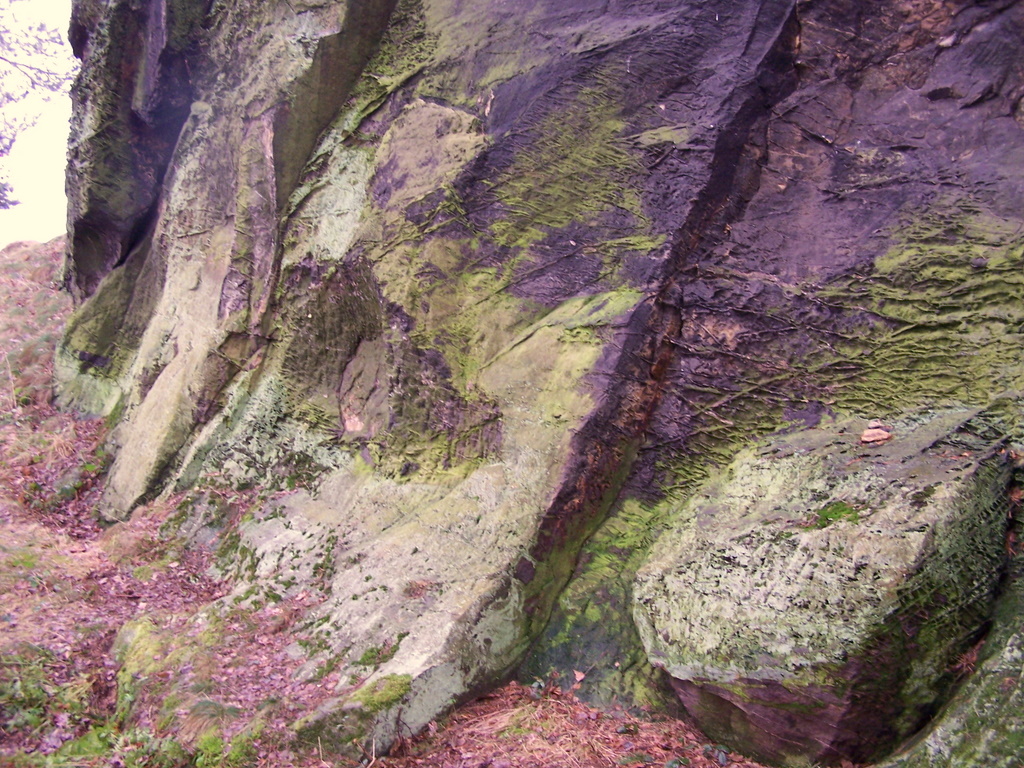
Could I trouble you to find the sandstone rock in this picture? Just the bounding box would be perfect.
[877,555,1024,768]
[519,0,1024,723]
[58,0,808,749]
[633,408,1014,766]
[55,0,1024,761]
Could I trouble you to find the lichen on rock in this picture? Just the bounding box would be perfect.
[54,0,1024,763]
[877,549,1024,768]
[633,406,1016,765]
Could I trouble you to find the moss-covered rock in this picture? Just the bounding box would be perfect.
[200,284,627,755]
[634,407,1015,765]
[878,554,1024,768]
[293,673,413,753]
[57,0,1024,762]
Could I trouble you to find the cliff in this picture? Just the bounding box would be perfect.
[57,0,1024,764]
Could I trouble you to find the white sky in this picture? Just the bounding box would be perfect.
[0,0,74,248]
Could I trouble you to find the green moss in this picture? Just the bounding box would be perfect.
[58,225,165,416]
[133,564,155,581]
[910,484,938,508]
[485,71,655,262]
[53,726,192,768]
[194,730,225,767]
[223,726,261,768]
[652,201,1024,507]
[341,0,436,133]
[157,692,185,732]
[113,619,175,725]
[878,566,1024,767]
[311,532,339,585]
[275,261,383,421]
[351,674,412,713]
[354,633,408,668]
[106,393,128,428]
[821,204,1024,413]
[108,615,238,738]
[317,254,526,478]
[814,500,859,528]
[520,494,681,712]
[167,0,207,53]
[115,620,171,675]
[0,645,94,740]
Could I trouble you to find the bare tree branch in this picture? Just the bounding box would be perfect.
[0,0,78,207]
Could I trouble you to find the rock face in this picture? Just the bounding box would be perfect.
[57,0,1024,763]
[878,552,1024,768]
[633,407,1014,765]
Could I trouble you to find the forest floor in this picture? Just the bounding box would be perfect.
[0,238,769,768]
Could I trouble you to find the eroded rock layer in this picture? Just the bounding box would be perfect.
[59,0,1024,763]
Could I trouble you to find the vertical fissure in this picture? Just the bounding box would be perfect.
[516,0,803,659]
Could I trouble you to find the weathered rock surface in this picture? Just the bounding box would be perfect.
[57,0,1024,763]
[634,407,1014,765]
[878,550,1024,768]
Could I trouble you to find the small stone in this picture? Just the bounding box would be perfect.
[860,428,893,444]
[867,419,886,429]
[971,257,988,270]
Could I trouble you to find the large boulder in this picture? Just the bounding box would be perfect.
[633,407,1015,765]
